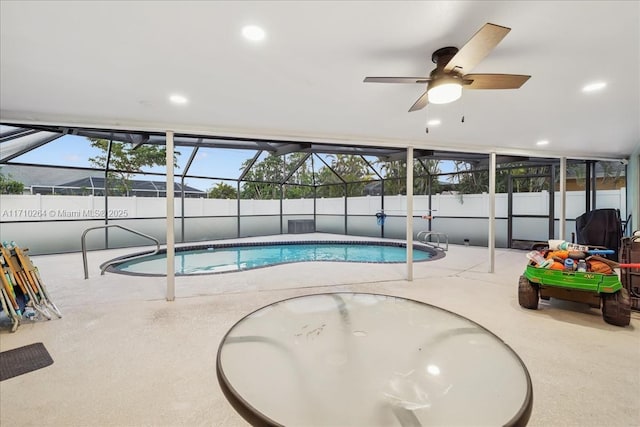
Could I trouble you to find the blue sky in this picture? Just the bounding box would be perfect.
[12,134,457,191]
[14,135,261,190]
[15,135,247,176]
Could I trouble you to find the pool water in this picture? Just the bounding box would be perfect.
[113,243,433,275]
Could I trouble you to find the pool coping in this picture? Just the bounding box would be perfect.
[102,240,446,277]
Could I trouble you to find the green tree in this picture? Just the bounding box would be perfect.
[0,168,25,194]
[450,161,551,198]
[598,161,624,187]
[240,152,317,199]
[240,154,285,199]
[208,182,238,199]
[316,155,372,197]
[88,139,178,196]
[414,159,441,195]
[567,161,623,189]
[512,165,550,192]
[283,153,314,199]
[451,162,493,195]
[377,159,441,195]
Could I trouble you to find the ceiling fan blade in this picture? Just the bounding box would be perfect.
[364,77,430,84]
[408,91,429,112]
[462,73,531,89]
[443,23,511,73]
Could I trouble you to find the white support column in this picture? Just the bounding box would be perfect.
[488,152,496,273]
[559,157,567,240]
[406,146,414,281]
[166,131,175,301]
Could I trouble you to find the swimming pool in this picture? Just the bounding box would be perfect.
[104,240,443,276]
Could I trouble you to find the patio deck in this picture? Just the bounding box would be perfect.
[1,234,638,426]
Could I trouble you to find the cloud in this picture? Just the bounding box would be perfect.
[64,154,81,163]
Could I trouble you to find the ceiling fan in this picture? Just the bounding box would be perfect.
[364,23,531,111]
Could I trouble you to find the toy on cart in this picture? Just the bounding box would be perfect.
[518,240,635,327]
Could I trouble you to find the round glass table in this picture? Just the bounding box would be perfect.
[217,293,532,426]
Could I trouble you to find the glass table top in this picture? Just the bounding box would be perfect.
[217,293,532,426]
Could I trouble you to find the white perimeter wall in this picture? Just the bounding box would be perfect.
[0,189,627,254]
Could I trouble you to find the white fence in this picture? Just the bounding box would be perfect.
[0,189,627,254]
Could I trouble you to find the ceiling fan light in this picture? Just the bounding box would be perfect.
[428,82,462,104]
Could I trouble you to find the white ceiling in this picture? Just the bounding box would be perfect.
[1,1,638,160]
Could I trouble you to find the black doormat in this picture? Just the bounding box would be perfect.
[0,342,53,381]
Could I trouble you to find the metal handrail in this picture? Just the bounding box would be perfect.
[417,230,449,251]
[81,225,160,279]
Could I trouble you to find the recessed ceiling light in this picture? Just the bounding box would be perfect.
[242,25,266,41]
[169,94,188,105]
[582,81,607,93]
[427,119,441,126]
[536,140,549,146]
[427,364,441,376]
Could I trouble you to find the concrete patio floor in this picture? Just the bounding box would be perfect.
[1,233,638,426]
